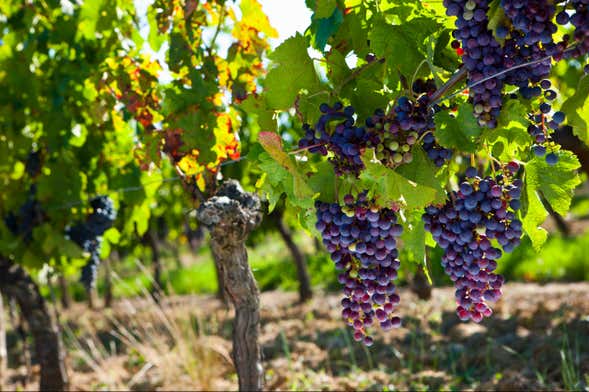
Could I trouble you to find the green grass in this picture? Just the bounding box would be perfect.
[497,231,589,281]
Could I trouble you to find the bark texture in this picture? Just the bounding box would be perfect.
[8,299,31,385]
[272,210,312,302]
[197,180,263,391]
[0,257,68,391]
[58,275,71,309]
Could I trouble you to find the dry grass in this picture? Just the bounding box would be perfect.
[62,261,235,391]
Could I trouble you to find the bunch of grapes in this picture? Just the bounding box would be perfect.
[66,196,117,290]
[25,150,43,178]
[3,185,45,243]
[315,193,403,345]
[444,0,505,128]
[423,165,523,322]
[366,94,453,168]
[298,103,371,176]
[299,90,452,175]
[496,0,567,99]
[561,0,589,58]
[501,0,557,46]
[527,98,565,165]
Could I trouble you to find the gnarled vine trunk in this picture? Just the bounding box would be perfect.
[0,257,68,391]
[8,298,31,385]
[197,180,263,391]
[272,210,312,302]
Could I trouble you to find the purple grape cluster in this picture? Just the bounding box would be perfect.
[298,103,371,176]
[66,195,117,289]
[423,166,523,322]
[380,95,452,168]
[298,96,452,175]
[315,193,403,345]
[497,0,566,98]
[25,150,42,178]
[361,92,453,168]
[561,0,589,58]
[528,102,564,165]
[501,0,557,46]
[3,185,45,243]
[444,0,505,128]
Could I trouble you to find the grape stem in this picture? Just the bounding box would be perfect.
[427,67,468,105]
[288,142,327,155]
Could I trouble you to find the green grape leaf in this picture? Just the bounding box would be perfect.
[522,150,581,250]
[401,210,426,265]
[482,100,531,161]
[125,201,151,237]
[257,133,315,206]
[368,17,439,84]
[147,5,167,51]
[325,49,352,88]
[561,75,589,144]
[432,29,460,72]
[359,149,439,211]
[314,0,337,18]
[345,77,389,122]
[434,104,482,153]
[265,34,321,110]
[521,185,548,252]
[396,147,446,205]
[331,11,367,55]
[239,95,277,132]
[307,160,337,203]
[257,152,315,212]
[76,0,105,40]
[310,8,344,51]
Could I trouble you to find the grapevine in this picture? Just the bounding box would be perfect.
[255,0,589,347]
[66,196,117,290]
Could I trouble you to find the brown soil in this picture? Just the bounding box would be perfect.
[3,282,589,391]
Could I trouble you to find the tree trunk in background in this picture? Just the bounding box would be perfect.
[539,193,571,237]
[0,296,6,391]
[58,275,70,310]
[103,256,113,308]
[197,180,264,391]
[274,211,312,302]
[0,257,68,391]
[411,266,432,300]
[314,237,323,253]
[146,229,163,303]
[9,297,32,385]
[86,286,97,310]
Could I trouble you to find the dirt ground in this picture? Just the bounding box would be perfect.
[4,282,589,391]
